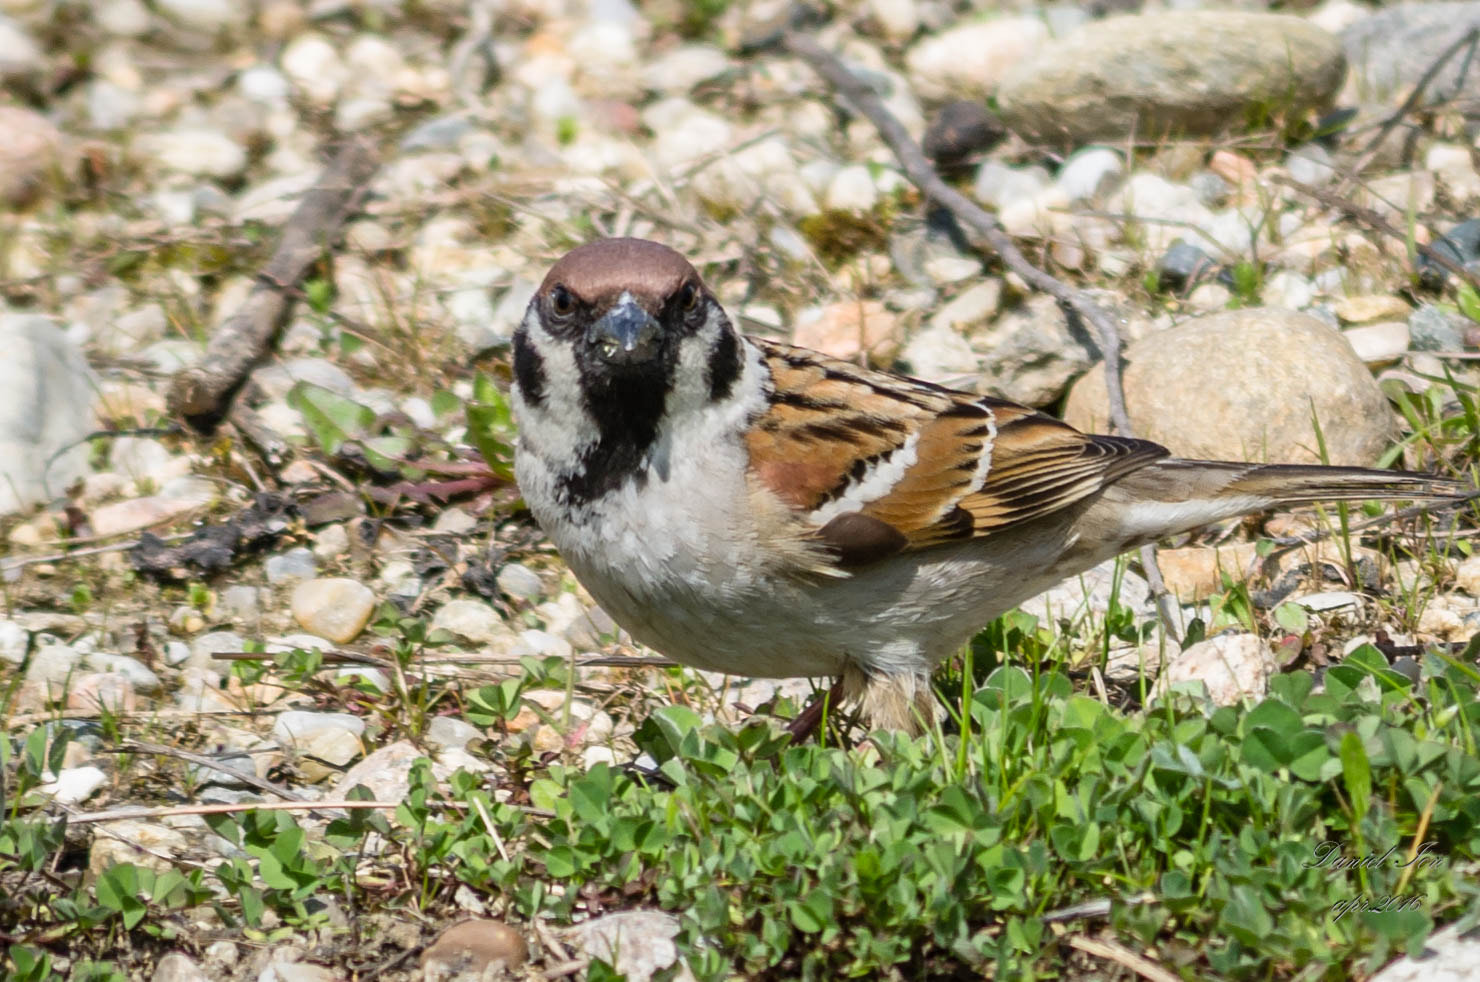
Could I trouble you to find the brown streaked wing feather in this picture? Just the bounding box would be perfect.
[952,412,1168,536]
[745,339,952,511]
[743,337,1170,563]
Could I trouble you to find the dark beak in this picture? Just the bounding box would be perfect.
[588,299,661,367]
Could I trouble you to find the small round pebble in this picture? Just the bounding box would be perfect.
[290,578,375,644]
[496,563,543,601]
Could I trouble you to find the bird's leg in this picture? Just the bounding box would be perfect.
[785,676,847,742]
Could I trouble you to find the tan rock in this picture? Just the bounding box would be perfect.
[1333,294,1411,324]
[1064,308,1399,466]
[1155,541,1263,603]
[1159,632,1276,706]
[792,300,900,364]
[422,919,528,977]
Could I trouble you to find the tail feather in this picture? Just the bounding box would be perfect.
[1213,462,1467,506]
[1093,460,1469,547]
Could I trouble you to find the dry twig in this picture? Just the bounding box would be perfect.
[168,138,381,430]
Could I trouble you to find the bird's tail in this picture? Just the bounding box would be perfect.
[1096,460,1469,545]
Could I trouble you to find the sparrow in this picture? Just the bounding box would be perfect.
[510,237,1463,732]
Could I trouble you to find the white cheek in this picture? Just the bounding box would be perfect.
[510,308,594,470]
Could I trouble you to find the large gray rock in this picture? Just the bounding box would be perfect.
[997,12,1346,148]
[0,316,96,516]
[1344,3,1480,103]
[1064,308,1398,466]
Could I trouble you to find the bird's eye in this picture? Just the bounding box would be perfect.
[679,282,700,312]
[550,285,574,316]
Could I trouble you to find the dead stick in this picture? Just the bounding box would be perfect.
[780,32,1133,437]
[1066,935,1180,982]
[168,138,381,430]
[1273,173,1480,292]
[1347,28,1480,182]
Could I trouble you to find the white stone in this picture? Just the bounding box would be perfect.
[1056,147,1124,203]
[930,281,1001,331]
[432,600,506,645]
[39,766,107,806]
[641,44,730,95]
[869,0,919,40]
[141,128,248,179]
[906,17,1047,100]
[155,0,246,31]
[824,164,879,213]
[1159,633,1276,706]
[281,35,347,106]
[290,578,375,644]
[1342,321,1410,364]
[96,0,150,37]
[0,16,43,79]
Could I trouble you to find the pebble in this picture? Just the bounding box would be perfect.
[89,820,192,878]
[38,765,107,805]
[564,911,690,982]
[281,34,348,106]
[496,563,544,602]
[140,128,248,180]
[421,920,528,977]
[1155,542,1262,604]
[272,711,364,777]
[1408,304,1468,352]
[824,164,879,213]
[1056,147,1123,203]
[1342,321,1410,365]
[290,578,376,644]
[1455,555,1480,596]
[155,0,246,32]
[311,524,350,562]
[218,586,262,622]
[0,15,43,81]
[1159,633,1276,706]
[901,322,978,382]
[792,300,899,363]
[432,599,507,644]
[82,652,161,693]
[152,952,211,982]
[88,476,217,538]
[25,642,83,691]
[0,106,61,207]
[426,715,483,751]
[905,17,1048,101]
[265,547,317,585]
[1334,294,1410,324]
[972,160,1051,211]
[0,619,27,664]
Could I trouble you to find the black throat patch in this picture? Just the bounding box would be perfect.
[557,339,677,506]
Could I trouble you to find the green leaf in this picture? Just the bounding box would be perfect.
[1273,602,1309,634]
[1340,730,1372,825]
[287,381,375,456]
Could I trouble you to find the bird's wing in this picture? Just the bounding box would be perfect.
[744,337,1168,567]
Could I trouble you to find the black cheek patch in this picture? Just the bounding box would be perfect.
[513,329,547,407]
[708,327,741,402]
[816,512,909,568]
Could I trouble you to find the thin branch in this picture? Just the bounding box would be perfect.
[167,138,381,430]
[780,33,1133,437]
[1347,28,1480,182]
[1272,173,1480,292]
[1066,935,1181,982]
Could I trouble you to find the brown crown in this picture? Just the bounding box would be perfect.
[539,238,701,310]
